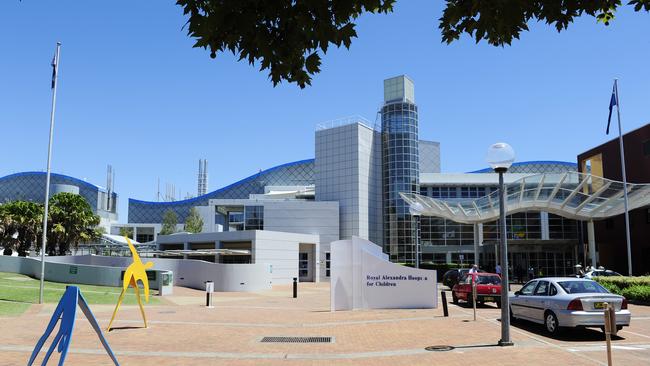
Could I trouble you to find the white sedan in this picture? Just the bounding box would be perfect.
[584,269,623,279]
[509,277,631,335]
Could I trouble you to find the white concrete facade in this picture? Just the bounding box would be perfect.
[315,122,383,245]
[207,198,339,281]
[157,230,321,285]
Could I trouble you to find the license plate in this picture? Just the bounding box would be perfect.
[484,297,494,302]
[594,302,605,309]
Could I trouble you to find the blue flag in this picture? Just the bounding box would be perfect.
[606,83,617,135]
[51,54,57,89]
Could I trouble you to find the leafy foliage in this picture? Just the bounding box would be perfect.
[160,209,178,235]
[184,207,204,233]
[621,285,650,303]
[46,193,101,256]
[177,0,650,87]
[177,0,395,88]
[119,226,134,239]
[0,201,43,256]
[0,194,101,256]
[440,0,649,46]
[595,276,650,303]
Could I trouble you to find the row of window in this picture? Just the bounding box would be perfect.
[419,186,493,199]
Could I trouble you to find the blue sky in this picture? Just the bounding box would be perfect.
[1,1,648,222]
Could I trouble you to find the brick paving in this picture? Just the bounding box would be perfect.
[2,283,649,365]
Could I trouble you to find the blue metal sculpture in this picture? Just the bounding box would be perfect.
[28,286,120,366]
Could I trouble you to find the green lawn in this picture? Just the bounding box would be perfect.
[0,271,161,316]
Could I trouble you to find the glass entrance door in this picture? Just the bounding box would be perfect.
[299,252,311,281]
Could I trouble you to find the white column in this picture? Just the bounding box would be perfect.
[587,221,596,267]
[541,212,550,240]
[473,224,481,267]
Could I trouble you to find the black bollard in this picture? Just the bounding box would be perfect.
[293,277,297,298]
[441,291,449,317]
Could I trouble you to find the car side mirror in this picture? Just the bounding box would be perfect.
[514,290,521,296]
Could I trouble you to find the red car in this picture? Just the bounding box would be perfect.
[451,273,502,307]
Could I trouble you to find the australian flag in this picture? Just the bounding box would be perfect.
[606,83,617,135]
[51,53,57,89]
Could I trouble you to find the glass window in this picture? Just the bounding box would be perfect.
[325,252,331,277]
[520,281,538,295]
[477,275,501,285]
[299,252,309,277]
[549,284,558,296]
[534,281,549,296]
[244,206,264,230]
[558,280,609,294]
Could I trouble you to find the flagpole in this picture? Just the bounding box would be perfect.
[39,42,61,304]
[614,79,633,276]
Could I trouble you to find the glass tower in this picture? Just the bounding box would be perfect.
[381,76,420,263]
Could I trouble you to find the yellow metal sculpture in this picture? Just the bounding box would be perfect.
[106,237,154,331]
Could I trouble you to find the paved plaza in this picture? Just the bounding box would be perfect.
[3,283,650,365]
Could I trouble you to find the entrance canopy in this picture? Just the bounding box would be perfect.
[401,172,650,223]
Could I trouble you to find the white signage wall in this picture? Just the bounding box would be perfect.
[330,237,437,311]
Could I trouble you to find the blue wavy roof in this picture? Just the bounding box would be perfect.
[128,158,315,205]
[0,171,106,192]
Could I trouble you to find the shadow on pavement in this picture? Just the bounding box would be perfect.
[107,326,146,332]
[509,319,625,342]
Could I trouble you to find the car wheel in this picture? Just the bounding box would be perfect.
[544,311,560,335]
[509,306,516,323]
[466,293,474,307]
[452,292,458,304]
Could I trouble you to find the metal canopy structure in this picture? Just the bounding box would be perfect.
[400,172,650,224]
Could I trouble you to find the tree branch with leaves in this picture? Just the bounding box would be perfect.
[177,0,650,88]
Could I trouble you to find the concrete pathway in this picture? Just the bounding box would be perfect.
[2,283,649,365]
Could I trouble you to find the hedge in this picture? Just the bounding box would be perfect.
[595,276,650,304]
[620,286,650,303]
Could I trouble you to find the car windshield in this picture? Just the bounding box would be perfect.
[558,280,609,294]
[476,275,501,285]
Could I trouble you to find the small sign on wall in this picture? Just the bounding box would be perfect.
[69,266,78,275]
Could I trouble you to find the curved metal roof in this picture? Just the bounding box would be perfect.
[129,158,314,205]
[0,171,106,192]
[401,172,650,223]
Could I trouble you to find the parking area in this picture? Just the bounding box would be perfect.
[1,283,649,365]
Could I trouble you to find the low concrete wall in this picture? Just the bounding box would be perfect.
[45,255,272,292]
[0,255,168,290]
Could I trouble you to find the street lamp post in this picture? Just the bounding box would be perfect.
[487,142,515,347]
[410,202,424,269]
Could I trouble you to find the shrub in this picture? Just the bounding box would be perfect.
[595,276,650,303]
[620,286,650,303]
[595,276,650,290]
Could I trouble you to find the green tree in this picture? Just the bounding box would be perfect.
[160,209,178,235]
[177,0,650,88]
[184,207,204,233]
[119,226,134,239]
[46,193,101,256]
[0,201,43,256]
